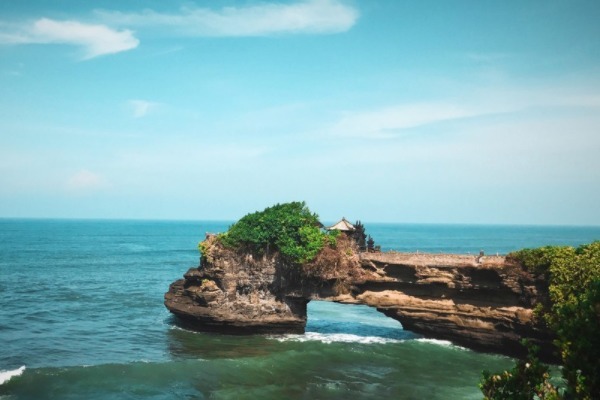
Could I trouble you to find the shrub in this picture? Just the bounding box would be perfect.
[553,280,600,399]
[482,242,600,399]
[219,201,331,264]
[480,341,559,400]
[353,220,367,251]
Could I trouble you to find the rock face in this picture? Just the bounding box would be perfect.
[165,236,553,358]
[352,252,553,359]
[165,234,308,334]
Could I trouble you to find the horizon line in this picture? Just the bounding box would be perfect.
[1,216,599,229]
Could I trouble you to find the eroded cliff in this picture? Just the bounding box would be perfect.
[345,252,552,358]
[165,235,553,358]
[165,234,309,333]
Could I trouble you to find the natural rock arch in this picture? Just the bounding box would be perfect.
[165,237,554,359]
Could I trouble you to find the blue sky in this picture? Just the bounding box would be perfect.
[1,0,599,224]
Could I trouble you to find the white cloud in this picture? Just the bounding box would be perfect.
[0,18,139,59]
[115,143,269,172]
[330,103,476,138]
[0,1,355,58]
[96,0,358,36]
[327,80,600,139]
[128,99,159,118]
[66,170,108,192]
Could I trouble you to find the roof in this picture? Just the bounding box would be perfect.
[327,218,355,232]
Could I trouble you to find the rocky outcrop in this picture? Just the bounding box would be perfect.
[348,252,553,359]
[165,236,553,359]
[165,234,309,334]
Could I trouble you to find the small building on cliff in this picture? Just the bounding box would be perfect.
[326,218,355,233]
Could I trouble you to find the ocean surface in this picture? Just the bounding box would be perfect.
[1,219,599,399]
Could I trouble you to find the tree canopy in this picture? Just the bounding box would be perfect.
[218,201,331,264]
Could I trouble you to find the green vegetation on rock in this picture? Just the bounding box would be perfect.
[218,201,333,264]
[482,241,600,400]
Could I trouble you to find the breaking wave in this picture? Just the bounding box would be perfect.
[0,366,25,385]
[271,332,402,344]
[415,338,466,350]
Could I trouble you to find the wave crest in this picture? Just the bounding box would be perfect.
[271,332,402,344]
[415,338,466,350]
[0,366,26,385]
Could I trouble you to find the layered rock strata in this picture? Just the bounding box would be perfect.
[349,252,552,359]
[165,236,552,358]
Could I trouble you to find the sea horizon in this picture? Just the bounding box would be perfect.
[2,216,599,229]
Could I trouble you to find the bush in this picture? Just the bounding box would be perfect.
[506,246,569,277]
[480,341,559,400]
[553,280,600,399]
[353,220,367,251]
[482,242,600,399]
[219,201,331,264]
[508,242,600,308]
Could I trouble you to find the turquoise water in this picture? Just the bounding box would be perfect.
[1,219,598,399]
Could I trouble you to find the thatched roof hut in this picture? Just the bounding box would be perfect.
[326,218,355,232]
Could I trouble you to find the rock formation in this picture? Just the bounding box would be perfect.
[350,252,553,359]
[165,235,553,359]
[165,234,310,334]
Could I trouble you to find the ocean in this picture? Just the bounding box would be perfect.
[1,219,599,399]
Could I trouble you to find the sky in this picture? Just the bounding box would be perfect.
[1,0,599,225]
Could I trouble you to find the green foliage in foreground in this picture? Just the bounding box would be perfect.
[480,341,559,400]
[219,201,333,264]
[482,242,600,400]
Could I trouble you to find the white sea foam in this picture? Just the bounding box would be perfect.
[271,332,402,344]
[415,338,466,350]
[0,366,25,385]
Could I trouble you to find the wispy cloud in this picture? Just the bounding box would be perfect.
[0,18,139,59]
[66,169,109,192]
[330,103,476,138]
[327,79,600,140]
[128,99,160,118]
[96,0,359,36]
[0,1,356,59]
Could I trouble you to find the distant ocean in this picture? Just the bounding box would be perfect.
[1,219,599,399]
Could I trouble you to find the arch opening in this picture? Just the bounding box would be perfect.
[305,300,417,342]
